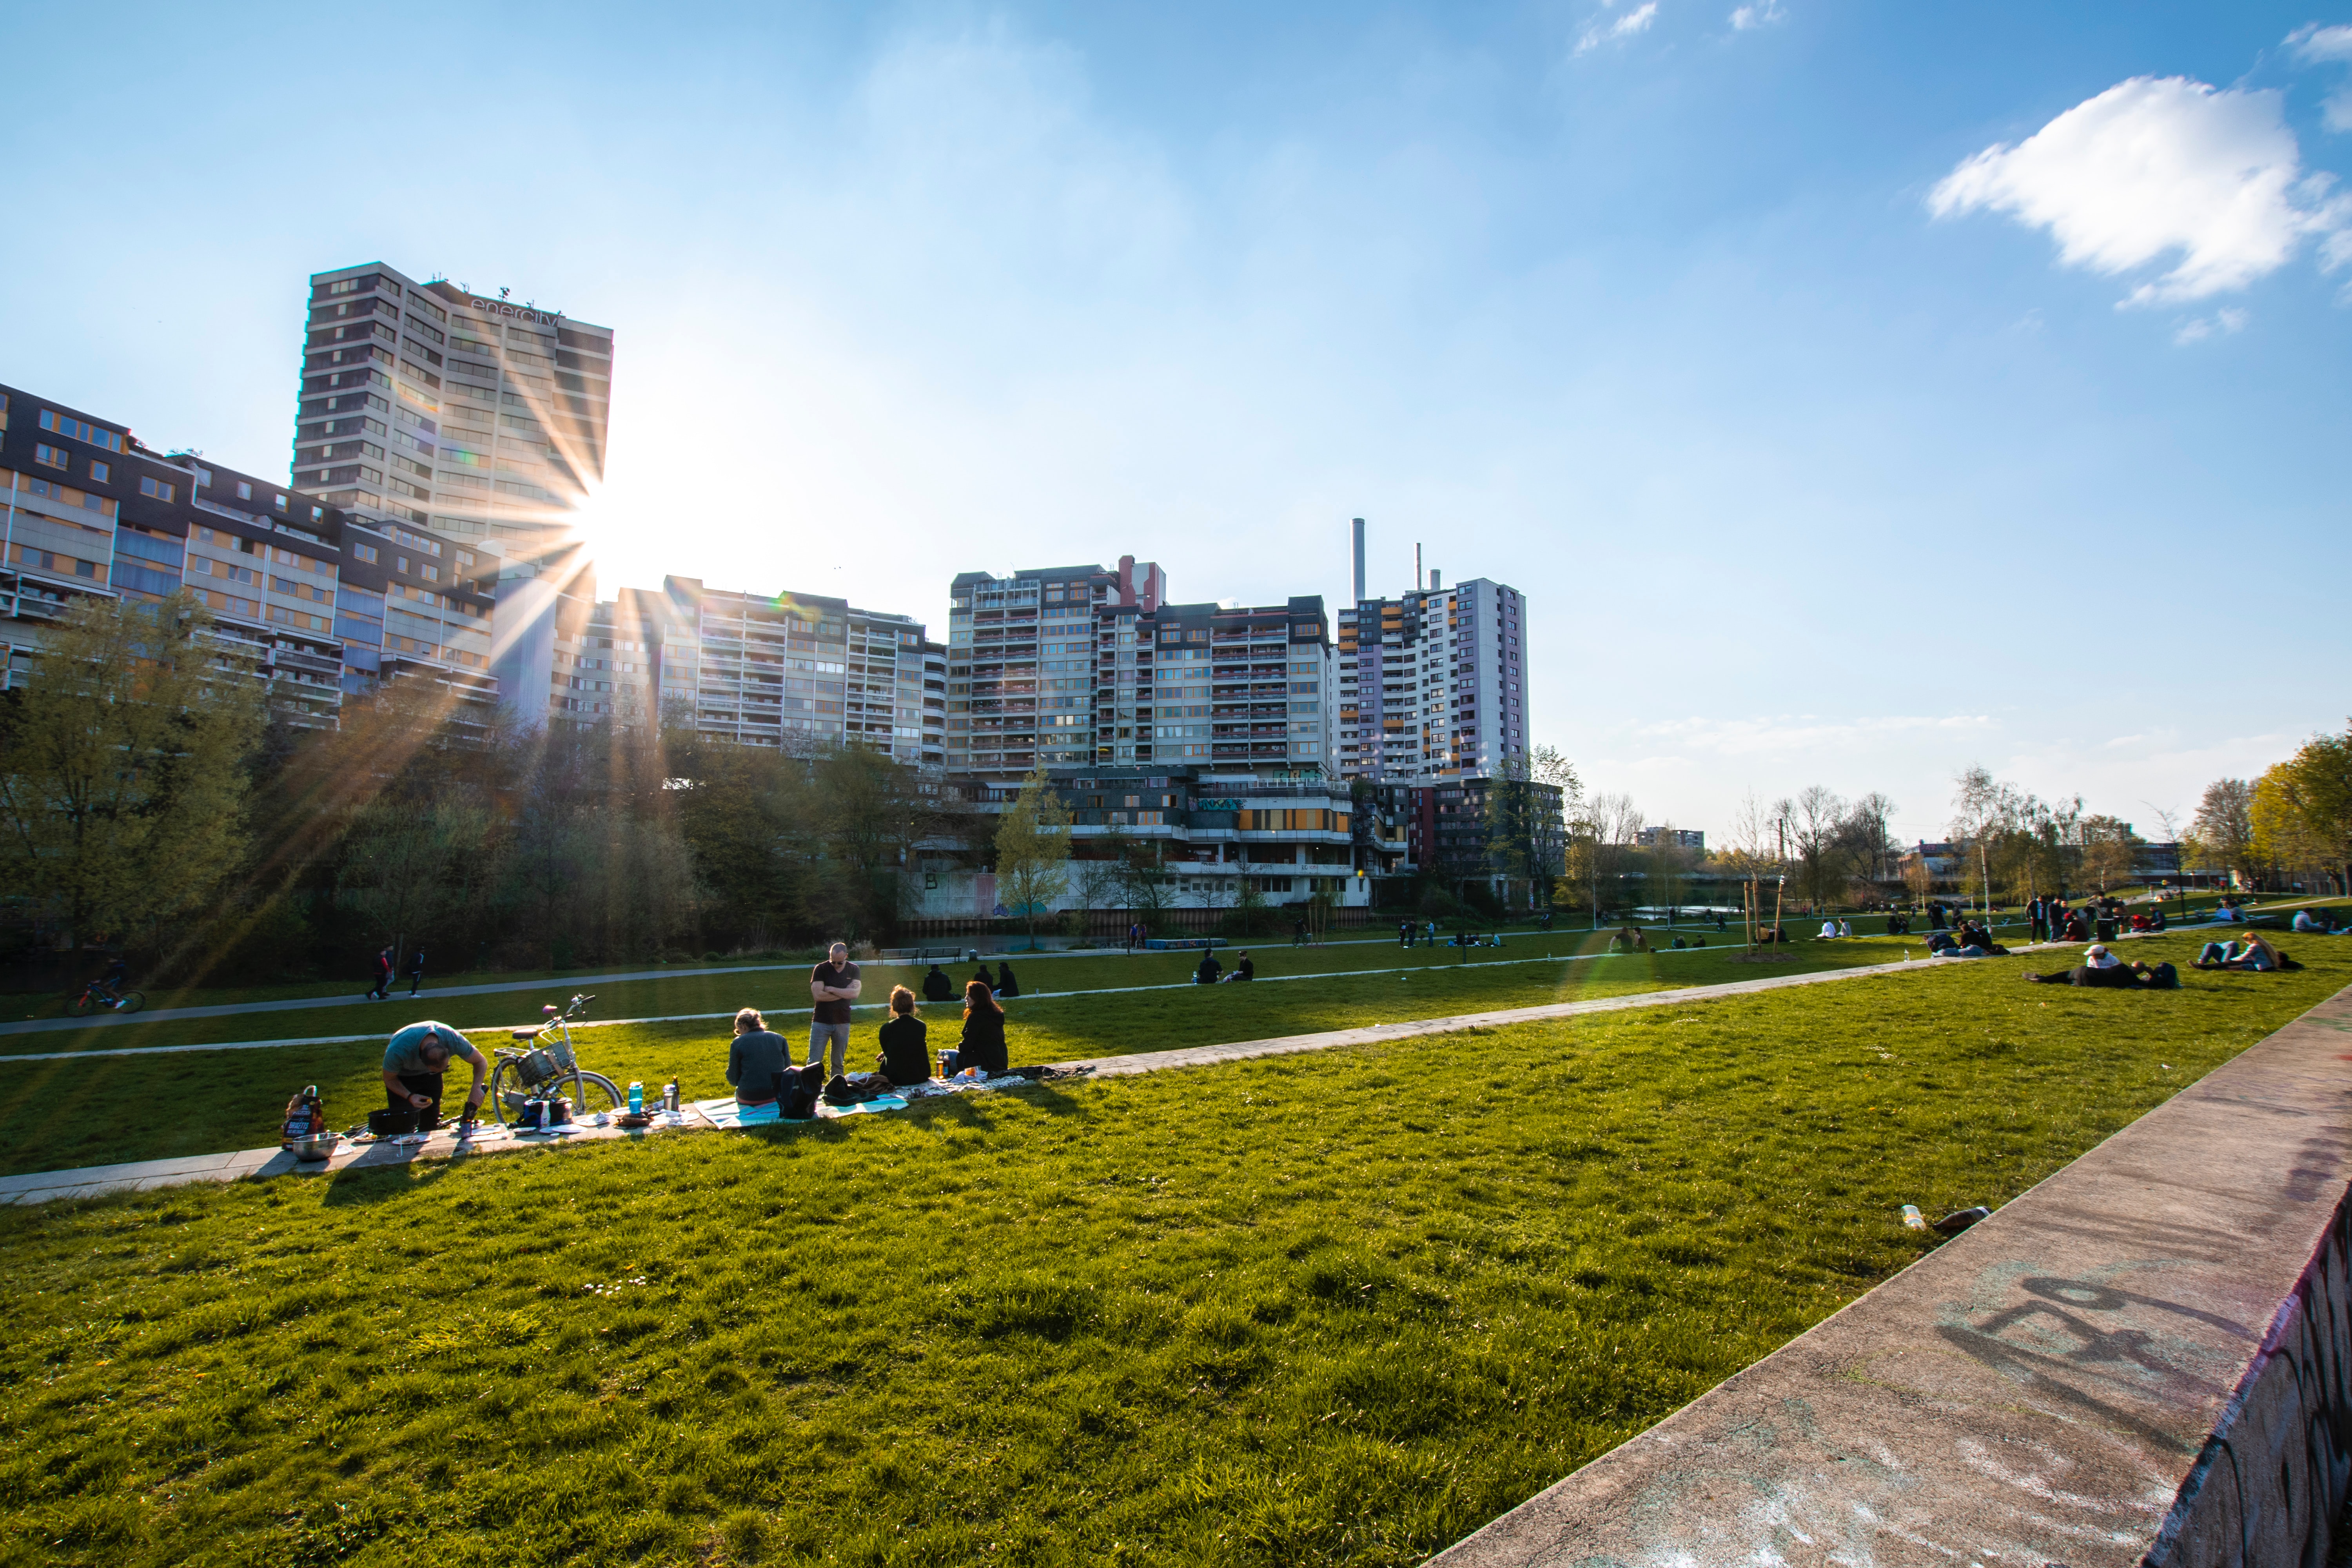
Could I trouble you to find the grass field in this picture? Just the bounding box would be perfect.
[2,933,2345,1568]
[0,930,1916,1179]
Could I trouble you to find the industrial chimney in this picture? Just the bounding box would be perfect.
[1350,518,1365,605]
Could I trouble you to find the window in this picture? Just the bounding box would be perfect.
[352,543,379,564]
[421,564,439,583]
[140,477,177,502]
[33,444,65,469]
[89,461,109,483]
[236,481,253,501]
[38,410,123,452]
[275,494,290,512]
[328,278,361,296]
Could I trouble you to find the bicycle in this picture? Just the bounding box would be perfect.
[486,993,625,1127]
[68,979,146,1017]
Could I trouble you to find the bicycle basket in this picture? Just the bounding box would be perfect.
[547,1036,578,1073]
[516,1048,561,1088]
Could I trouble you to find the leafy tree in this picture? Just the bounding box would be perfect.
[2273,728,2352,891]
[2077,814,2141,893]
[1480,746,1577,909]
[993,766,1071,951]
[0,591,263,953]
[2187,778,2257,883]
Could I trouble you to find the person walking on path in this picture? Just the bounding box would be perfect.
[405,946,427,998]
[808,941,861,1077]
[366,944,394,1001]
[381,1020,486,1126]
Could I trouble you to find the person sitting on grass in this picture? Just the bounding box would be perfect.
[922,964,956,1002]
[2293,908,2342,935]
[876,986,931,1086]
[1229,950,1255,981]
[941,979,1008,1076]
[1196,951,1223,985]
[1612,924,1649,952]
[2196,931,2282,971]
[725,1007,791,1108]
[2212,898,2244,923]
[971,962,998,994]
[995,961,1022,999]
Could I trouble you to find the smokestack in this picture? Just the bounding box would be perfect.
[1350,518,1365,604]
[1415,542,1423,592]
[1430,569,1442,590]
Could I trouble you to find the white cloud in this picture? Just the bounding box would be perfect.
[1927,76,2352,305]
[2172,306,2248,344]
[1577,2,1660,55]
[2289,24,2352,132]
[1730,0,1785,30]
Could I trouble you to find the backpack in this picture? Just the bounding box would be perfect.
[779,1062,824,1120]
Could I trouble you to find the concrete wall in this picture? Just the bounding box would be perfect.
[1427,982,2352,1568]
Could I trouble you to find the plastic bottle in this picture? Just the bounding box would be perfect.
[662,1077,679,1112]
[628,1080,644,1114]
[1901,1204,1927,1230]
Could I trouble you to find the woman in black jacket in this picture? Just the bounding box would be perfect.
[946,979,1009,1076]
[876,985,931,1085]
[995,961,1021,998]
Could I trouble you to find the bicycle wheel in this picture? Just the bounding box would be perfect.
[561,1071,626,1121]
[67,992,95,1018]
[114,991,145,1015]
[488,1058,531,1126]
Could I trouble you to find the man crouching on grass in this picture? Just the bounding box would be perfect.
[381,1020,488,1128]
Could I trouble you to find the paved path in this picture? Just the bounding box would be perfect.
[0,951,1944,1205]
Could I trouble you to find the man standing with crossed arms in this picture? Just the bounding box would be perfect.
[808,941,861,1077]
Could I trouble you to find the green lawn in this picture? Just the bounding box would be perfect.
[0,932,1918,1179]
[2,937,2345,1568]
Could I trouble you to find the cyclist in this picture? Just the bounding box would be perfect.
[381,1020,488,1127]
[98,954,130,999]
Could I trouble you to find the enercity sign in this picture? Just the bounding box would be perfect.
[466,296,563,327]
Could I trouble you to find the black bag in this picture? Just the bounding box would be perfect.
[779,1061,824,1120]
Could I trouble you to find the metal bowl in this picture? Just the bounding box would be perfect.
[285,1133,341,1163]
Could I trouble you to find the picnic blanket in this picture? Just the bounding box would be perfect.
[691,1095,911,1129]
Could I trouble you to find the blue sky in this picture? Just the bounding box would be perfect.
[6,1,2349,842]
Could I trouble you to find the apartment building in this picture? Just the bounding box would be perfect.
[3,383,349,723]
[637,577,944,764]
[1336,575,1528,784]
[918,764,1368,919]
[294,262,614,727]
[944,557,1333,782]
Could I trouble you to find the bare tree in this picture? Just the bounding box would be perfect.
[2188,778,2256,884]
[1788,786,1847,912]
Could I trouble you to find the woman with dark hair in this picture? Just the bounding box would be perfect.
[943,979,1008,1076]
[971,962,998,995]
[995,961,1021,998]
[877,985,931,1085]
[725,1007,791,1108]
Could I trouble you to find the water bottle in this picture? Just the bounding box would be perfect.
[628,1080,644,1114]
[1901,1204,1927,1230]
[662,1078,679,1112]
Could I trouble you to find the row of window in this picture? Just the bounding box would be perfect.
[37,408,124,452]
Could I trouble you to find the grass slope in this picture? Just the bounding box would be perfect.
[2,938,2345,1568]
[0,933,1910,1179]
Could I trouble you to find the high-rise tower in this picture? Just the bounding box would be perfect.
[292,262,615,724]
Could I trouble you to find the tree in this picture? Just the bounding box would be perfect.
[0,591,263,952]
[1481,746,1577,909]
[2078,814,2142,893]
[1646,824,1690,916]
[2188,778,2257,884]
[993,766,1071,951]
[1788,785,1847,911]
[2273,729,2352,892]
[340,788,492,969]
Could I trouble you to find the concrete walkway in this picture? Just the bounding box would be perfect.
[0,949,1940,1205]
